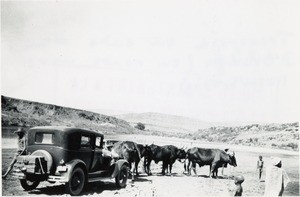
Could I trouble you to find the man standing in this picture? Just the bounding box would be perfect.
[2,128,27,179]
[264,157,290,196]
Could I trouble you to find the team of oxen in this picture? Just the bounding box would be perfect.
[109,140,237,181]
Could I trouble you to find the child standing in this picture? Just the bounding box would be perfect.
[257,155,264,181]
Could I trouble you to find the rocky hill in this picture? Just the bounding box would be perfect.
[184,123,299,151]
[1,95,136,134]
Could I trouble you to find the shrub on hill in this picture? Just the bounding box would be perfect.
[135,122,145,130]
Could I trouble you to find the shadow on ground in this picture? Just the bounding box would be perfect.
[27,181,126,196]
[27,175,154,196]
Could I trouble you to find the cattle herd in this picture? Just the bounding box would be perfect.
[109,140,237,181]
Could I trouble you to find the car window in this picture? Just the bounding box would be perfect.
[35,133,54,144]
[80,134,91,148]
[95,136,102,148]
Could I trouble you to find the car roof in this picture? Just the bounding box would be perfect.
[29,126,103,136]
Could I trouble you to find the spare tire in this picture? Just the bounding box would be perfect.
[31,150,53,173]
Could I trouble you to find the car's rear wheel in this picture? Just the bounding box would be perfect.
[20,179,40,191]
[115,164,128,188]
[65,167,85,196]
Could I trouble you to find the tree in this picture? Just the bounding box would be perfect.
[135,122,145,130]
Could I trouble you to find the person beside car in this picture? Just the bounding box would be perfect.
[2,128,27,179]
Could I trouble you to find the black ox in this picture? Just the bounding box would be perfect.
[137,143,152,174]
[186,147,237,177]
[144,144,186,175]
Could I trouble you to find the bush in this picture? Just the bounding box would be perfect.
[78,112,95,121]
[135,122,145,130]
[287,142,298,149]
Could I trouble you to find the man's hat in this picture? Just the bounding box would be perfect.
[14,128,25,134]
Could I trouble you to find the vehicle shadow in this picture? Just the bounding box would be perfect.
[84,181,124,195]
[28,177,153,196]
[84,176,153,194]
[28,182,126,195]
[28,184,67,195]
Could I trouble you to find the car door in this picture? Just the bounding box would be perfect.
[78,133,94,170]
[90,135,112,172]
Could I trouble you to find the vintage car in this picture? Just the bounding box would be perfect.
[13,126,129,195]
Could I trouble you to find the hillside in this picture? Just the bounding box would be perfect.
[184,123,299,151]
[116,112,221,133]
[1,96,136,134]
[2,96,298,152]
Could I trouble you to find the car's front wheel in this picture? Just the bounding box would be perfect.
[20,179,40,191]
[65,167,86,196]
[115,164,128,188]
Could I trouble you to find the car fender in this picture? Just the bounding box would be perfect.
[57,159,87,182]
[111,159,129,178]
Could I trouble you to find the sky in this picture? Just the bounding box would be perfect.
[1,0,300,123]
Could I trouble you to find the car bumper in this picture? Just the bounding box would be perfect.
[13,172,26,179]
[48,175,68,183]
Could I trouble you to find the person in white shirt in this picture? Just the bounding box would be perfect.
[264,157,290,196]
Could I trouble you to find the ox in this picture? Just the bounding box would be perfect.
[186,147,237,178]
[112,141,141,181]
[137,144,152,175]
[144,144,186,175]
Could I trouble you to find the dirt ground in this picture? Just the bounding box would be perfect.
[2,135,299,196]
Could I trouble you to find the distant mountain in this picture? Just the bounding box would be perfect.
[116,112,223,133]
[1,95,136,134]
